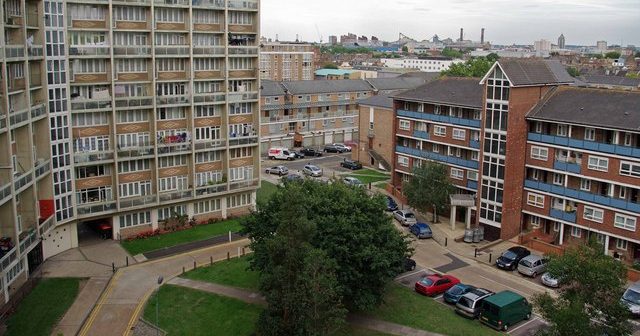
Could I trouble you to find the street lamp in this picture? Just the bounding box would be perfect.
[156,276,164,336]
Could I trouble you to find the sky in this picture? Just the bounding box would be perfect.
[261,0,640,47]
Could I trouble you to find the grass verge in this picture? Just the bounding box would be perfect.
[350,169,390,178]
[6,278,80,336]
[182,256,259,291]
[257,180,278,205]
[347,175,390,184]
[366,284,501,336]
[144,285,261,336]
[121,219,242,256]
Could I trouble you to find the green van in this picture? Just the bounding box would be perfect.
[479,290,532,331]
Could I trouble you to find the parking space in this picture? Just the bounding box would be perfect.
[261,152,353,183]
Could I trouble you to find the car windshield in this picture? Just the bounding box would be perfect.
[420,227,431,233]
[458,297,473,308]
[502,250,517,260]
[623,289,640,305]
[449,285,465,295]
[405,213,415,218]
[419,278,434,286]
[520,259,533,267]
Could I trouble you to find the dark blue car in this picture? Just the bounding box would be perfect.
[409,223,433,239]
[444,283,476,304]
[386,196,398,211]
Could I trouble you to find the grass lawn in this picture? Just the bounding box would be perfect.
[257,180,278,205]
[366,284,501,336]
[373,181,389,189]
[121,219,242,256]
[6,278,80,336]
[347,168,390,184]
[144,285,261,336]
[182,256,259,291]
[350,169,390,178]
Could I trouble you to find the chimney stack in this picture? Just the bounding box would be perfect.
[460,28,464,41]
[481,28,485,44]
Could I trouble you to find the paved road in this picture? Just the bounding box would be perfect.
[261,152,353,182]
[79,239,250,336]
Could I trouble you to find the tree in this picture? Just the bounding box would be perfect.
[441,47,464,59]
[402,46,409,53]
[566,67,581,77]
[486,52,500,63]
[533,242,632,336]
[440,57,493,78]
[243,180,411,334]
[322,63,338,69]
[402,162,455,223]
[605,51,622,59]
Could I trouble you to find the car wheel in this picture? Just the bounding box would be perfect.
[525,312,531,320]
[268,156,275,160]
[502,324,509,332]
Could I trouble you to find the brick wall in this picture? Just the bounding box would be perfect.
[120,224,154,240]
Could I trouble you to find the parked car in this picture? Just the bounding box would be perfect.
[265,165,289,176]
[455,288,495,319]
[479,291,532,331]
[393,210,417,226]
[332,143,352,152]
[302,164,323,177]
[282,174,303,183]
[517,254,548,277]
[323,144,347,153]
[496,246,531,271]
[300,147,323,157]
[342,176,364,187]
[541,272,562,288]
[385,196,398,211]
[444,283,476,304]
[403,257,417,272]
[293,150,305,159]
[340,158,362,170]
[622,281,640,316]
[409,223,433,239]
[415,274,460,296]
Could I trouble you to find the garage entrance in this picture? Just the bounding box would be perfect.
[77,218,113,246]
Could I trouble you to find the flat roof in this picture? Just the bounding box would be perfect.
[483,291,523,306]
[315,69,356,76]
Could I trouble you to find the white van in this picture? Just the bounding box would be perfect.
[267,147,296,161]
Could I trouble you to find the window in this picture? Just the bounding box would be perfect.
[399,120,410,131]
[397,156,409,167]
[229,166,254,182]
[556,124,568,136]
[196,151,222,163]
[194,199,222,215]
[195,171,222,186]
[119,211,151,228]
[580,179,591,191]
[434,125,446,137]
[614,214,637,231]
[467,171,478,181]
[624,133,633,146]
[227,193,251,208]
[552,173,564,186]
[432,144,440,153]
[433,105,441,115]
[530,146,548,160]
[584,128,596,141]
[531,169,539,180]
[450,168,464,180]
[617,239,628,251]
[571,226,581,238]
[587,156,608,172]
[535,122,543,133]
[118,160,150,173]
[452,129,465,140]
[527,192,544,208]
[583,206,604,223]
[119,181,151,198]
[158,205,186,221]
[620,161,640,178]
[159,175,188,192]
[158,155,187,168]
[530,216,541,228]
[553,222,560,232]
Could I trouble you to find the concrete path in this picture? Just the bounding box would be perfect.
[78,239,250,336]
[41,240,136,278]
[143,232,244,260]
[168,277,444,336]
[51,277,109,336]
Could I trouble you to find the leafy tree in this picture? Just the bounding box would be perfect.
[441,47,464,58]
[403,162,455,223]
[486,52,500,63]
[243,180,411,334]
[440,57,493,78]
[533,243,632,336]
[402,46,408,53]
[626,72,639,79]
[322,63,338,69]
[566,67,581,77]
[605,51,622,59]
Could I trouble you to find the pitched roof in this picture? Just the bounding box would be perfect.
[527,86,640,132]
[261,80,286,97]
[358,93,395,109]
[578,74,640,88]
[366,77,428,91]
[392,77,483,108]
[493,59,575,86]
[281,79,374,95]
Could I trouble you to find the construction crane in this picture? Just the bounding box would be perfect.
[315,24,323,44]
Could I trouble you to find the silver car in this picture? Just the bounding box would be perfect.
[541,272,561,288]
[517,254,548,277]
[342,176,364,187]
[302,164,323,177]
[622,281,640,316]
[455,288,494,319]
[265,165,289,176]
[393,210,417,226]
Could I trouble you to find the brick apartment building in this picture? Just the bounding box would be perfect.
[259,42,317,81]
[391,59,640,262]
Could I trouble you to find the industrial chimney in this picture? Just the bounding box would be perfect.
[481,28,485,44]
[459,28,464,42]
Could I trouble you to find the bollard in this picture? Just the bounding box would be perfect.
[227,252,230,260]
[126,256,129,267]
[489,253,492,263]
[182,266,185,274]
[237,247,241,257]
[193,261,196,270]
[242,247,245,256]
[210,256,213,265]
[474,248,478,258]
[368,182,372,190]
[112,262,115,273]
[445,237,448,247]
[228,231,232,242]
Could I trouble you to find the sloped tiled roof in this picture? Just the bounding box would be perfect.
[281,79,374,95]
[579,74,640,88]
[497,59,575,86]
[366,77,428,91]
[393,77,483,108]
[358,93,395,109]
[261,80,286,96]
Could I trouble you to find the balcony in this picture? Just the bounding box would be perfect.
[528,133,640,160]
[228,92,258,103]
[194,139,226,151]
[229,179,259,191]
[192,0,224,9]
[74,151,115,164]
[196,183,227,197]
[154,0,189,6]
[0,115,6,131]
[115,97,153,109]
[5,45,25,59]
[156,95,190,106]
[398,110,481,128]
[470,140,480,149]
[38,215,55,236]
[77,201,117,216]
[553,160,581,174]
[113,46,152,57]
[0,183,12,205]
[159,190,193,203]
[112,0,151,4]
[14,170,33,192]
[228,0,258,10]
[27,45,44,58]
[69,17,108,30]
[19,228,38,254]
[524,179,640,214]
[156,71,188,81]
[229,69,257,79]
[9,109,30,127]
[154,46,189,56]
[157,142,192,155]
[117,146,154,158]
[113,20,149,30]
[193,46,225,56]
[193,93,225,104]
[396,146,479,170]
[35,159,50,179]
[467,180,478,190]
[30,104,46,120]
[194,70,223,80]
[69,46,110,57]
[550,208,577,223]
[412,131,429,140]
[71,72,110,84]
[228,46,259,55]
[119,195,157,209]
[71,99,112,112]
[0,246,18,273]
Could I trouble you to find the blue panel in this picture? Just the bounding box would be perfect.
[564,212,577,223]
[467,181,478,190]
[615,146,633,156]
[627,202,640,213]
[568,139,583,148]
[593,195,611,207]
[567,163,581,174]
[528,133,541,142]
[553,161,565,171]
[539,182,552,192]
[470,141,480,149]
[413,131,430,140]
[554,136,569,146]
[598,143,615,154]
[565,188,580,199]
[610,199,627,210]
[633,149,640,159]
[583,141,598,151]
[541,135,555,144]
[550,209,564,220]
[524,180,537,189]
[551,185,566,195]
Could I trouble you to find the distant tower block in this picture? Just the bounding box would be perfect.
[481,28,485,44]
[460,28,464,41]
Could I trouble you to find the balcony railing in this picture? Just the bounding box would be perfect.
[154,0,189,5]
[228,46,259,55]
[27,45,44,57]
[30,104,46,119]
[71,99,112,112]
[194,139,226,150]
[193,93,226,104]
[396,145,479,170]
[470,140,480,149]
[113,46,152,56]
[228,0,258,9]
[412,131,429,140]
[192,0,224,8]
[14,171,33,192]
[39,215,55,236]
[398,110,481,128]
[524,179,640,214]
[229,179,259,191]
[228,91,259,102]
[156,95,190,106]
[528,133,640,160]
[550,208,577,223]
[193,46,225,55]
[0,115,6,130]
[0,246,18,273]
[467,180,478,190]
[77,201,117,216]
[117,146,154,158]
[553,160,581,174]
[69,46,110,57]
[195,183,227,196]
[0,183,12,203]
[159,190,193,202]
[74,151,114,164]
[35,159,50,179]
[115,97,153,109]
[19,228,38,254]
[5,45,25,59]
[157,142,192,155]
[154,46,190,56]
[229,135,258,147]
[9,109,30,126]
[119,195,157,209]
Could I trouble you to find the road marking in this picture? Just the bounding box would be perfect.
[78,270,122,336]
[508,316,539,334]
[477,274,528,297]
[434,294,444,300]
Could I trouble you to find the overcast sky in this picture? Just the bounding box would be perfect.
[261,0,640,46]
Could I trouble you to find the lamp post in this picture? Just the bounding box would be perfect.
[156,276,164,336]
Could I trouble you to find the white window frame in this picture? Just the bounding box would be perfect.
[617,239,628,251]
[614,213,637,232]
[527,192,544,208]
[530,146,549,161]
[397,156,409,167]
[467,171,478,181]
[587,156,608,172]
[571,226,581,238]
[452,128,465,140]
[434,125,446,137]
[620,161,640,178]
[450,168,464,180]
[580,179,591,191]
[583,206,604,223]
[399,120,410,131]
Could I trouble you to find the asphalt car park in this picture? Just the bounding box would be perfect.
[260,152,352,183]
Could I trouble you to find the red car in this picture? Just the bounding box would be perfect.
[415,274,460,296]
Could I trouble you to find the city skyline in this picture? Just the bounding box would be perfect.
[262,0,640,46]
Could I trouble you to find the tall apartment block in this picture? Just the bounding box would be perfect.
[392,59,640,262]
[259,42,315,81]
[0,0,260,303]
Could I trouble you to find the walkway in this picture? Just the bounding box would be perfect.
[168,277,444,336]
[142,232,244,260]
